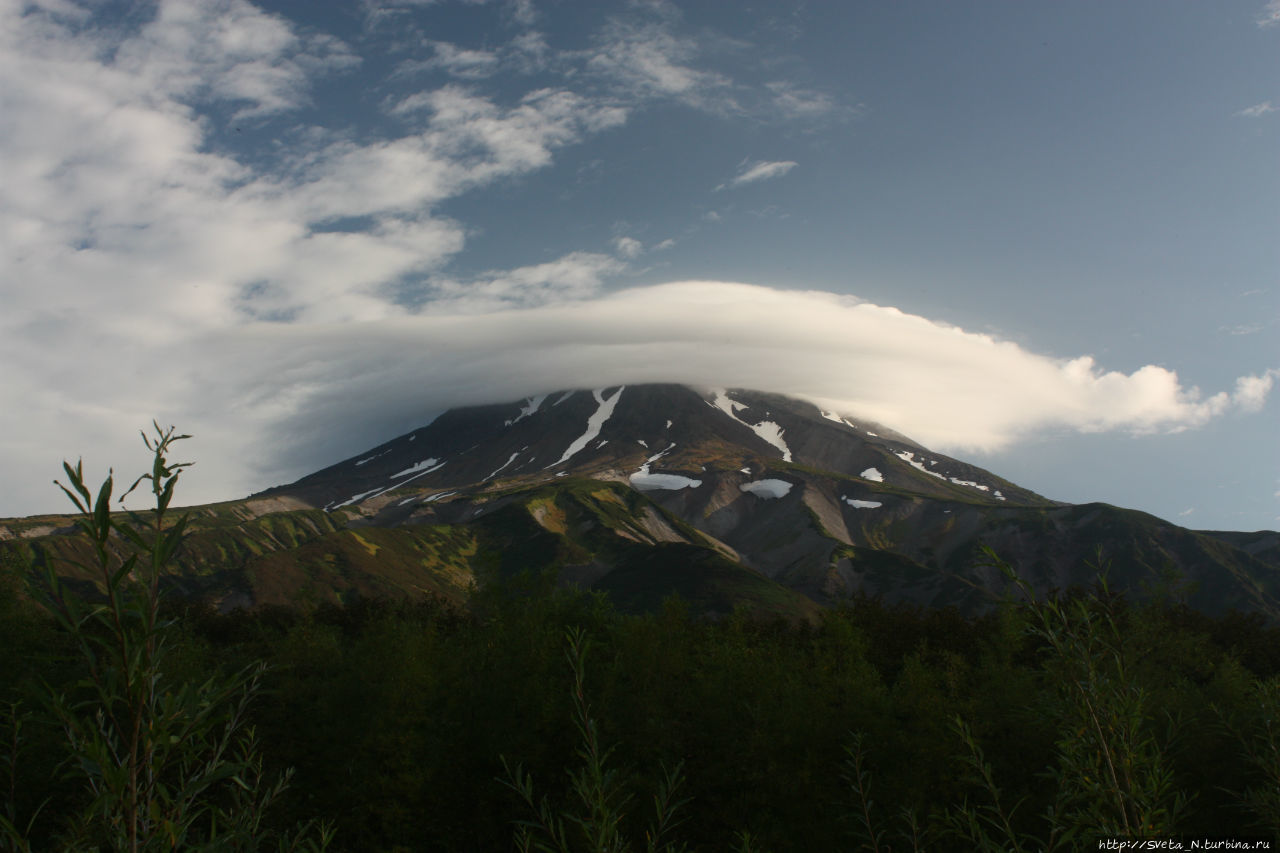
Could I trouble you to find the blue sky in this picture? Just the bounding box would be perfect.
[1,0,1277,530]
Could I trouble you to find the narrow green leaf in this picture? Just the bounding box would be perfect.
[92,472,113,543]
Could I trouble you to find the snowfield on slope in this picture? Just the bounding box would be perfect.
[629,443,700,490]
[552,387,625,467]
[894,451,1002,496]
[395,458,444,478]
[709,390,793,462]
[739,479,793,499]
[505,394,547,426]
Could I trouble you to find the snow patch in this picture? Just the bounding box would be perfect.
[894,451,946,480]
[740,479,793,499]
[842,497,882,509]
[355,449,392,466]
[866,431,877,437]
[820,411,859,429]
[709,389,793,462]
[646,442,676,464]
[630,442,698,490]
[552,390,575,406]
[335,487,383,508]
[893,451,1001,497]
[740,467,751,474]
[485,453,520,481]
[394,458,444,478]
[505,394,547,426]
[551,387,624,467]
[630,471,702,491]
[860,467,884,482]
[637,439,648,448]
[750,421,791,462]
[665,419,672,429]
[425,491,457,503]
[339,459,449,507]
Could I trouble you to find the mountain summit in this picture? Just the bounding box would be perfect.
[273,384,1044,511]
[5,385,1275,617]
[249,384,1278,616]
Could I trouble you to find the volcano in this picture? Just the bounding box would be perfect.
[243,384,1279,617]
[5,384,1278,618]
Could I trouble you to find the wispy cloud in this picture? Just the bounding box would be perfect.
[586,18,733,110]
[765,81,839,120]
[716,160,797,191]
[1258,0,1280,27]
[612,236,644,259]
[116,0,360,119]
[425,252,626,312]
[406,41,501,79]
[1237,101,1276,117]
[508,0,537,27]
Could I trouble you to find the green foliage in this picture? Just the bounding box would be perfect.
[1216,677,1280,832]
[941,549,1189,849]
[500,626,691,853]
[1,425,329,852]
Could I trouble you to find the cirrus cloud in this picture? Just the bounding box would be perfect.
[1237,101,1276,117]
[716,159,798,191]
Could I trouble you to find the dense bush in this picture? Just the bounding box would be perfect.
[8,576,1279,849]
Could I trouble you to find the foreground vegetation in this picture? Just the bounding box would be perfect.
[1,433,1278,849]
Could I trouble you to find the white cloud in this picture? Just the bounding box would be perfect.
[415,41,501,79]
[612,236,643,258]
[0,0,637,513]
[0,1,1273,521]
[5,273,1275,514]
[0,0,628,333]
[426,251,625,311]
[586,17,733,110]
[765,81,837,120]
[1237,101,1276,117]
[508,0,537,26]
[114,0,360,119]
[1231,370,1279,411]
[94,281,1267,512]
[394,30,550,80]
[1258,0,1280,27]
[716,160,798,191]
